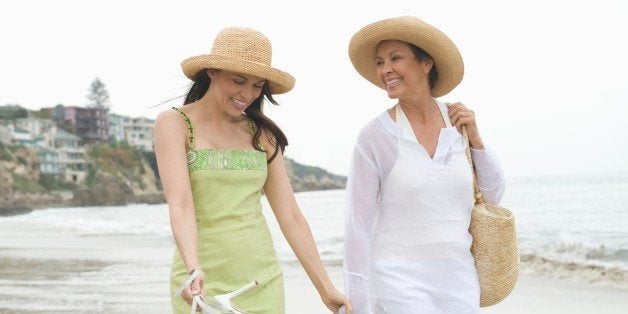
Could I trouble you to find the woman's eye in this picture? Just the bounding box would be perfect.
[392,55,401,61]
[254,84,263,89]
[234,79,245,85]
[375,60,384,66]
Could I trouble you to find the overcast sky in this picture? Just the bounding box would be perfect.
[1,0,626,177]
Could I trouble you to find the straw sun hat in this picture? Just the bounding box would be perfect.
[181,27,295,95]
[349,16,464,97]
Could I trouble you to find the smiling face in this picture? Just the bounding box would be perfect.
[375,40,433,100]
[207,69,266,116]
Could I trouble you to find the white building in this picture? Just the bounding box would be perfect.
[14,118,55,137]
[0,125,11,145]
[125,117,155,152]
[53,129,87,183]
[108,113,155,152]
[108,113,131,142]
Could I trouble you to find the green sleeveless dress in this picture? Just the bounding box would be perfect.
[170,108,284,314]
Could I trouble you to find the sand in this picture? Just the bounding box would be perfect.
[1,219,627,313]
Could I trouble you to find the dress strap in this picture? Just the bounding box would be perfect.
[171,107,195,150]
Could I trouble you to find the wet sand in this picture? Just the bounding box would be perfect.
[1,219,627,313]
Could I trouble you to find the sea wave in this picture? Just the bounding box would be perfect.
[278,241,628,288]
[0,205,171,236]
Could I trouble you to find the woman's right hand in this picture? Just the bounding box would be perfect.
[180,268,206,308]
[321,286,353,314]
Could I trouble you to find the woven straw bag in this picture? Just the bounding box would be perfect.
[462,126,519,307]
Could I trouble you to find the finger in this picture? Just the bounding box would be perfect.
[447,102,465,112]
[450,111,467,126]
[181,287,193,305]
[447,103,461,114]
[458,116,476,127]
[448,106,468,119]
[345,303,353,314]
[190,277,202,296]
[456,117,475,131]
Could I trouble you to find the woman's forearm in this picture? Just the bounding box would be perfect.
[170,206,200,272]
[279,209,334,297]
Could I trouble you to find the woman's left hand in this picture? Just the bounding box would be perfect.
[448,102,485,149]
[322,287,352,313]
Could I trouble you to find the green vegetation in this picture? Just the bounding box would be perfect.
[87,78,111,109]
[90,142,153,190]
[91,142,143,174]
[12,173,46,193]
[32,109,51,119]
[0,142,12,161]
[0,105,28,120]
[142,151,157,174]
[39,174,77,191]
[86,163,97,188]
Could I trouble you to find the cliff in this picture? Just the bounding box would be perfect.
[284,158,346,191]
[0,143,346,215]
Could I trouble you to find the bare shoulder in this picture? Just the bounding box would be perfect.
[154,108,189,145]
[156,108,186,131]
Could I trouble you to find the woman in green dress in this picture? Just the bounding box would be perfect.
[154,27,352,314]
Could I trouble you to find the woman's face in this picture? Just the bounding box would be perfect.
[375,40,432,99]
[207,69,266,116]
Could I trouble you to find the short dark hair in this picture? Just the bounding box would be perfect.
[407,43,439,89]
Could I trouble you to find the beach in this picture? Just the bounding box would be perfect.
[0,224,627,313]
[1,177,628,313]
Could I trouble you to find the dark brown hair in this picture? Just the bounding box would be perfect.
[407,43,439,89]
[183,70,288,164]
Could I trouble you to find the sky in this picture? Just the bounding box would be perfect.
[1,0,627,177]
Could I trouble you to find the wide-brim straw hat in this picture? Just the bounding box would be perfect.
[181,27,295,95]
[348,16,464,97]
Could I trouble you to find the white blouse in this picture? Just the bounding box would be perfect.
[343,101,505,313]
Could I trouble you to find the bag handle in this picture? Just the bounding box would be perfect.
[462,125,484,205]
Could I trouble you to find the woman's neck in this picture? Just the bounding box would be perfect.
[397,93,439,124]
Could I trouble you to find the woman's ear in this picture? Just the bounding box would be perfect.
[423,59,434,74]
[206,69,216,78]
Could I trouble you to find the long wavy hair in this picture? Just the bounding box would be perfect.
[183,70,288,164]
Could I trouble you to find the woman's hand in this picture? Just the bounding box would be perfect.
[322,286,353,313]
[180,268,206,309]
[448,102,485,149]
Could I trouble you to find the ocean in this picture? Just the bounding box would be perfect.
[0,171,626,311]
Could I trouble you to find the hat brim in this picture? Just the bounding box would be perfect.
[181,54,295,95]
[348,16,464,98]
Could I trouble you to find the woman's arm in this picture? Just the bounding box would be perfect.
[343,141,380,314]
[154,109,205,302]
[261,134,351,313]
[448,102,506,203]
[470,148,506,204]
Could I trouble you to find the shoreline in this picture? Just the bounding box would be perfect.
[1,196,627,313]
[1,253,627,313]
[0,192,166,217]
[0,188,349,217]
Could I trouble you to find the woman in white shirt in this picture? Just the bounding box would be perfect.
[343,16,506,313]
